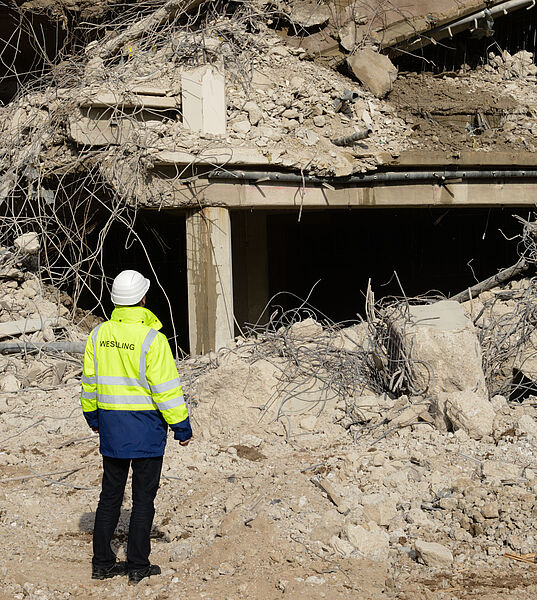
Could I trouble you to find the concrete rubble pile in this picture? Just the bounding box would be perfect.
[3,1,537,217]
[3,266,537,597]
[0,233,98,395]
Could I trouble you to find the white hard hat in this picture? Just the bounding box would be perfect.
[111,270,150,305]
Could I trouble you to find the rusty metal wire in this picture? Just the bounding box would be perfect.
[0,0,272,326]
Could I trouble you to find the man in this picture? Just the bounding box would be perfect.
[80,269,192,585]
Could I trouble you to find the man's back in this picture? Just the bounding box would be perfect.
[82,305,190,458]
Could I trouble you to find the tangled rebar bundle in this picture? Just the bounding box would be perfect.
[0,0,273,319]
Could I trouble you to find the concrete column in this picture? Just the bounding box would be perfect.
[181,65,226,135]
[232,212,269,329]
[186,207,234,355]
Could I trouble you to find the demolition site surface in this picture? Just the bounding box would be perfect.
[3,231,537,599]
[4,0,537,598]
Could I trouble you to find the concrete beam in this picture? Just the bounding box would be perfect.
[385,150,537,168]
[186,207,234,354]
[78,91,179,109]
[200,179,537,208]
[153,147,269,167]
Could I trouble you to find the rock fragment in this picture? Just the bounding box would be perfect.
[414,539,453,567]
[347,49,397,98]
[14,233,40,255]
[444,390,495,440]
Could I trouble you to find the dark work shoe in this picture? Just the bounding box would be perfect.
[91,560,128,580]
[128,564,161,585]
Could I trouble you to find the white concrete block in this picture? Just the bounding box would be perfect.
[182,65,226,135]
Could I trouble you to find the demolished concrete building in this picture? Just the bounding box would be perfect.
[2,0,537,353]
[6,3,537,598]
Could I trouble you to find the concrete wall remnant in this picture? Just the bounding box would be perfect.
[182,65,226,135]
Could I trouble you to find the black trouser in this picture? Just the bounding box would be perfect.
[92,456,163,571]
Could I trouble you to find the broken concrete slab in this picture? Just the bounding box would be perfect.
[290,30,340,57]
[347,49,398,98]
[78,90,179,109]
[0,317,67,340]
[69,117,136,146]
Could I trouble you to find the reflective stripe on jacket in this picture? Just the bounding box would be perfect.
[80,306,191,458]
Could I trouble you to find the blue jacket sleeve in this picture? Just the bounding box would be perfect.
[169,417,192,442]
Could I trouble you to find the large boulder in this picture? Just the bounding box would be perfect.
[389,300,487,400]
[347,48,397,98]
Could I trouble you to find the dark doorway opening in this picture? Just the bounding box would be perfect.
[82,210,189,355]
[264,207,530,324]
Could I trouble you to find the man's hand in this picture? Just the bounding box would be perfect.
[92,428,99,434]
[179,438,191,447]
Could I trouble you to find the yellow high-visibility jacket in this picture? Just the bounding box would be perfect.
[80,306,191,458]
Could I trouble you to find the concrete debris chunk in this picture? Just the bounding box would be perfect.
[516,414,537,439]
[169,542,192,562]
[231,119,251,134]
[339,20,362,53]
[347,49,398,98]
[391,300,488,402]
[286,318,323,340]
[14,233,40,255]
[481,460,521,482]
[414,539,453,567]
[345,524,389,561]
[288,0,331,29]
[360,493,397,527]
[329,535,355,557]
[481,501,499,519]
[243,100,263,126]
[0,374,20,393]
[444,390,495,440]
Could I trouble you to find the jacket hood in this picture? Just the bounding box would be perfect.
[110,306,163,330]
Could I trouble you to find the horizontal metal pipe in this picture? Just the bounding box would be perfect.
[205,168,537,186]
[406,0,535,47]
[0,341,85,355]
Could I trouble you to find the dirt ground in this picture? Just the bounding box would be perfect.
[2,374,537,600]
